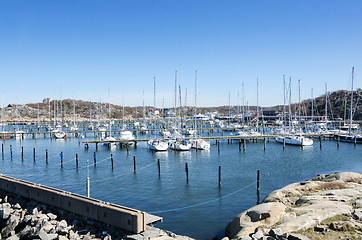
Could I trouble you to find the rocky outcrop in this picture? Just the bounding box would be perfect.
[0,190,193,240]
[225,172,362,240]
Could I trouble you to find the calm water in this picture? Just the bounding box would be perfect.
[0,132,361,239]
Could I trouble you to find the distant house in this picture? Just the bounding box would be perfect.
[42,98,52,103]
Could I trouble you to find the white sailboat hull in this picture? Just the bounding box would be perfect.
[276,136,313,146]
[148,140,169,151]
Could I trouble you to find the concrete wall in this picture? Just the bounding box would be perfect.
[0,174,146,233]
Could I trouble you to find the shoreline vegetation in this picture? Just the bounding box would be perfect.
[224,172,362,240]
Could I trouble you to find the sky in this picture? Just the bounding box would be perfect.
[0,0,361,108]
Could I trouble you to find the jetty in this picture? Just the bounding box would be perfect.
[0,174,162,234]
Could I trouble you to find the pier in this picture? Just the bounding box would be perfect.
[0,174,162,234]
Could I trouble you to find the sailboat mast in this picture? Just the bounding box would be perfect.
[242,82,245,126]
[142,91,145,124]
[194,70,197,136]
[325,82,328,122]
[311,88,314,122]
[349,67,354,133]
[256,78,259,132]
[283,75,286,125]
[298,79,301,120]
[288,78,292,128]
[154,76,156,136]
[228,91,231,126]
[174,70,177,121]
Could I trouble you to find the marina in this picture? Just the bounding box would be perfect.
[0,118,361,239]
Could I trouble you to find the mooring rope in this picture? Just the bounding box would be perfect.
[149,180,258,214]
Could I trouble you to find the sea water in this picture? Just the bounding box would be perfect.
[0,133,361,239]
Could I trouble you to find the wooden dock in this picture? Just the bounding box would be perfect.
[81,132,335,148]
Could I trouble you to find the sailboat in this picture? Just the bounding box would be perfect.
[334,67,362,143]
[52,100,66,139]
[190,71,210,150]
[276,77,313,146]
[70,100,79,131]
[103,89,117,148]
[119,97,135,145]
[148,77,169,151]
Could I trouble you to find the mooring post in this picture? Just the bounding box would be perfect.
[217,140,220,153]
[86,160,90,198]
[337,136,340,148]
[1,143,4,159]
[257,169,260,204]
[21,146,24,160]
[218,165,221,187]
[111,153,113,169]
[283,138,286,150]
[93,152,96,166]
[33,148,36,162]
[354,136,357,147]
[157,159,160,177]
[45,149,48,164]
[243,139,246,152]
[238,140,241,151]
[133,155,136,172]
[60,152,63,167]
[95,143,98,151]
[185,162,189,182]
[319,136,322,149]
[10,145,12,159]
[76,153,78,168]
[264,138,266,151]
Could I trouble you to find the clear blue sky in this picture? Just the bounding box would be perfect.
[0,0,361,108]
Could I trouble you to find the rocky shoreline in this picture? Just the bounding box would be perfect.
[0,190,192,240]
[224,172,362,240]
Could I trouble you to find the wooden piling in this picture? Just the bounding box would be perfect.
[93,152,96,166]
[185,162,189,182]
[243,139,246,152]
[45,149,48,164]
[217,140,220,153]
[238,140,241,151]
[283,138,285,150]
[337,137,340,148]
[61,152,63,167]
[319,136,322,149]
[10,145,12,159]
[21,146,24,160]
[133,155,136,172]
[218,165,221,187]
[263,138,266,151]
[257,169,260,204]
[111,154,113,169]
[157,159,160,177]
[76,153,78,168]
[33,148,36,162]
[2,143,4,159]
[354,136,357,147]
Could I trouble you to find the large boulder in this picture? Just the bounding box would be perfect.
[225,202,286,239]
